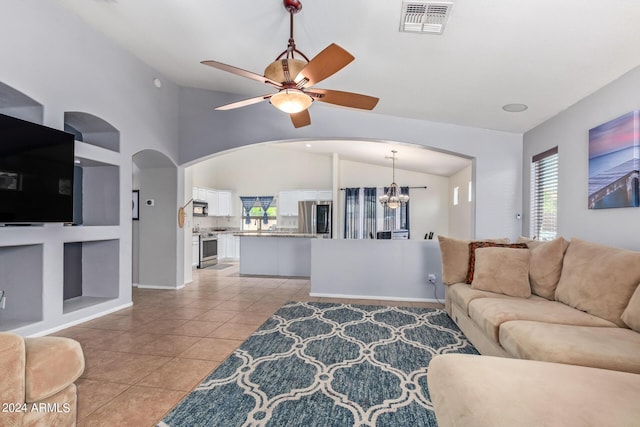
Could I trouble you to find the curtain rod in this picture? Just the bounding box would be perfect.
[339,186,427,190]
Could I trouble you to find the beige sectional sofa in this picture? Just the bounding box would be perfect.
[428,236,640,426]
[0,332,84,426]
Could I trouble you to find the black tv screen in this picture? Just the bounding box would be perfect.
[0,114,75,224]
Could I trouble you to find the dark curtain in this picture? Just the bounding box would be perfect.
[363,187,377,239]
[400,186,410,237]
[383,186,394,230]
[344,188,360,239]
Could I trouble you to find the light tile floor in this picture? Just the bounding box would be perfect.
[52,263,442,426]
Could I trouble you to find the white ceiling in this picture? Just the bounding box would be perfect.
[55,0,640,134]
[275,140,471,176]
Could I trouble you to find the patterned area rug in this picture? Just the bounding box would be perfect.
[159,302,478,427]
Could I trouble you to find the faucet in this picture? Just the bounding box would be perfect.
[254,219,262,231]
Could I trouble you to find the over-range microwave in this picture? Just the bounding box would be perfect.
[193,201,208,216]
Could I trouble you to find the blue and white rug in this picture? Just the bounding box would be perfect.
[159,301,478,427]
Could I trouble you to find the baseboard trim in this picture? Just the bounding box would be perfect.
[308,292,442,304]
[27,302,134,337]
[135,283,186,290]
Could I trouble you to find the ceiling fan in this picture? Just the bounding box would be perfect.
[201,0,379,128]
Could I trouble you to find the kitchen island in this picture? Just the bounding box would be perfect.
[236,232,319,277]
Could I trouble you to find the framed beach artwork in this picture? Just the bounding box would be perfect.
[588,111,640,209]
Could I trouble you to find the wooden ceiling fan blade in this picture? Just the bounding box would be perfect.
[294,44,354,88]
[201,60,282,88]
[308,89,379,110]
[290,109,311,128]
[215,94,272,111]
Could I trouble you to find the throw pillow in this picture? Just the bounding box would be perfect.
[438,236,510,285]
[517,236,570,300]
[466,242,528,284]
[471,247,531,297]
[555,238,640,327]
[621,284,640,332]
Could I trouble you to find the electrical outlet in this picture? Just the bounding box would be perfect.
[428,274,437,284]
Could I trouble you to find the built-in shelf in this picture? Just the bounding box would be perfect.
[0,82,125,335]
[63,239,120,314]
[0,82,43,124]
[64,111,120,153]
[0,244,43,331]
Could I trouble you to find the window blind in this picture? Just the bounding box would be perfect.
[530,147,558,240]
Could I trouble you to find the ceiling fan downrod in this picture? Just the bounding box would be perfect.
[277,0,309,62]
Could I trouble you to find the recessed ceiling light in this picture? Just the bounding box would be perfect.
[502,103,528,113]
[153,78,162,88]
[74,159,81,164]
[305,143,312,148]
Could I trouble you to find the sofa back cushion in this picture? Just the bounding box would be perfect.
[471,247,531,297]
[438,236,509,285]
[517,237,569,300]
[466,242,528,284]
[555,238,640,326]
[621,285,640,332]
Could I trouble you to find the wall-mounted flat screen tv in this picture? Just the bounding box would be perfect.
[0,113,75,224]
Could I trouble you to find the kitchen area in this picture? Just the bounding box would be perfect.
[184,141,471,287]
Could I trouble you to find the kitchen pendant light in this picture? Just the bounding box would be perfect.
[379,150,409,209]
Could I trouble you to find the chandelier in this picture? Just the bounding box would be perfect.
[379,150,409,209]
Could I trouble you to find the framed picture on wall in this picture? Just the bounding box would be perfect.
[588,111,640,209]
[132,190,140,220]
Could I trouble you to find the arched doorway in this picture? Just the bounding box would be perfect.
[132,149,180,289]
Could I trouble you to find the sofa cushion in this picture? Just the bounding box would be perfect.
[471,247,531,297]
[447,283,545,315]
[0,332,26,404]
[468,297,616,341]
[621,284,640,332]
[555,238,640,327]
[518,236,569,300]
[500,321,640,374]
[438,236,509,285]
[24,336,85,402]
[427,354,640,427]
[465,242,528,284]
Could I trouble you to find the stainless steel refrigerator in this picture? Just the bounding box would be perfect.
[298,200,332,237]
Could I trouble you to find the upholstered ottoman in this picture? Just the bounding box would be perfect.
[427,354,640,427]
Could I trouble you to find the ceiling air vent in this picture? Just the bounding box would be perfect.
[400,1,453,35]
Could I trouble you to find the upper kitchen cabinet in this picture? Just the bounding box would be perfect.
[218,191,232,216]
[193,186,232,216]
[206,189,218,216]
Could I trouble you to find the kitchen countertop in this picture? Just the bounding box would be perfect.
[234,231,320,238]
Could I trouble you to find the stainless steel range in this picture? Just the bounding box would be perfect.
[199,233,218,268]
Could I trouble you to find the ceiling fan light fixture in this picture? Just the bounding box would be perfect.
[270,89,313,114]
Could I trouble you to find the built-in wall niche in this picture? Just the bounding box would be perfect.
[0,81,43,124]
[0,244,43,331]
[73,161,120,226]
[63,239,119,314]
[64,111,120,153]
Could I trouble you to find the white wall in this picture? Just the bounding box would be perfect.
[179,87,523,241]
[448,165,474,239]
[0,0,181,335]
[523,65,640,250]
[338,159,451,240]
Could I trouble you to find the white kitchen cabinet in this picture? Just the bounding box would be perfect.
[317,190,333,201]
[197,187,207,202]
[234,236,240,260]
[192,187,199,201]
[207,189,219,216]
[218,234,227,260]
[218,191,232,216]
[226,234,235,260]
[278,191,295,216]
[192,236,199,268]
[301,190,317,201]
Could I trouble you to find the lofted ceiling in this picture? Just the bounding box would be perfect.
[54,0,640,134]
